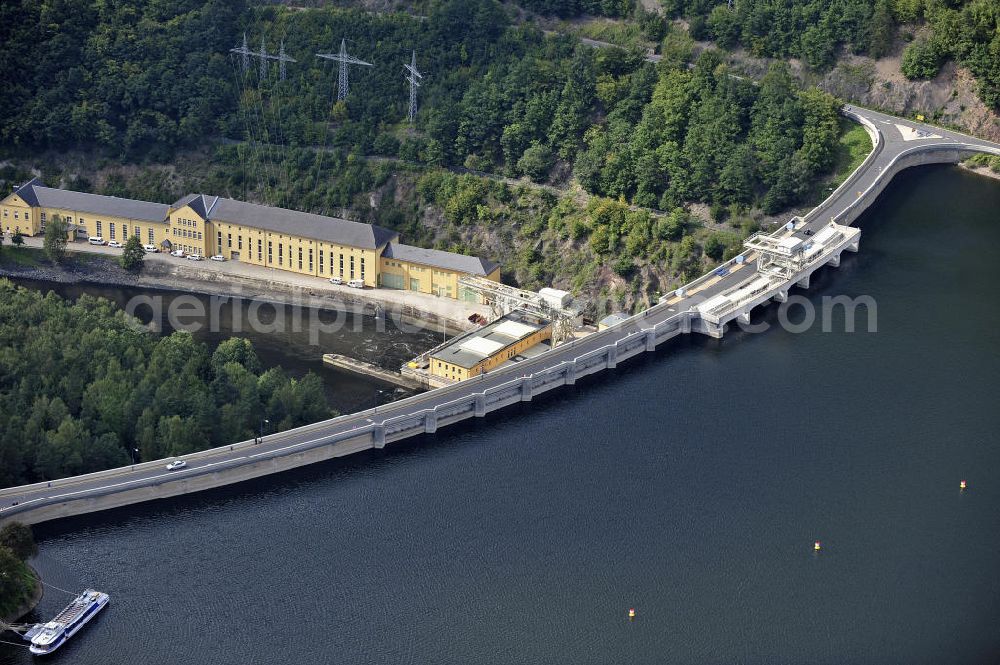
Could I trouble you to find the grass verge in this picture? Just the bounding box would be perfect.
[830,117,874,187]
[0,246,44,267]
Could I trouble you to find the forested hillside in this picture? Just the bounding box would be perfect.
[1,0,862,310]
[662,0,1000,110]
[0,280,331,487]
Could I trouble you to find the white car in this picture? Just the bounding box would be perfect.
[143,244,159,253]
[107,240,123,248]
[170,249,185,257]
[186,253,203,261]
[210,254,225,262]
[329,276,343,285]
[165,460,187,471]
[88,236,106,245]
[347,279,364,289]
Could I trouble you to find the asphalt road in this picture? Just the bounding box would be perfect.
[2,105,999,516]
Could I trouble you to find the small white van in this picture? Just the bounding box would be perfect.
[88,236,105,245]
[347,279,364,289]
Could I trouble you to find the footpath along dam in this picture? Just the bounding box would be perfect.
[2,105,1000,526]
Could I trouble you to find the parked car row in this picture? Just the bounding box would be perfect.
[329,276,365,289]
[86,238,360,288]
[86,237,161,254]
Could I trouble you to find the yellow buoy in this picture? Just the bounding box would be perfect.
[628,608,636,619]
[814,541,822,552]
[960,480,967,490]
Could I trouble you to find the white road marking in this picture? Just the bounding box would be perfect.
[43,458,248,500]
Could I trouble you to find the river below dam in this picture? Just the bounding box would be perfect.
[3,277,443,415]
[3,164,1000,664]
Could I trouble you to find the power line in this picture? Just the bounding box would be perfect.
[312,38,372,204]
[228,53,269,203]
[228,35,297,205]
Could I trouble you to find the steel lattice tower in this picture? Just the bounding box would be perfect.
[259,37,268,81]
[316,38,372,102]
[403,51,423,123]
[240,33,250,73]
[230,36,297,81]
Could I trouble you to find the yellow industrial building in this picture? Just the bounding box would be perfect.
[1,178,500,298]
[429,313,552,382]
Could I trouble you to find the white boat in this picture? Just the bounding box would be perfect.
[26,589,109,655]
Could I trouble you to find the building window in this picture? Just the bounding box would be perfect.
[40,212,46,223]
[339,254,344,276]
[350,255,355,279]
[109,223,116,240]
[319,250,324,274]
[149,228,154,244]
[267,241,272,264]
[238,235,243,250]
[360,257,365,280]
[258,239,262,262]
[218,231,222,251]
[298,247,303,270]
[197,232,202,240]
[278,243,283,266]
[308,249,313,272]
[97,221,102,236]
[227,233,232,249]
[134,226,140,239]
[123,225,128,238]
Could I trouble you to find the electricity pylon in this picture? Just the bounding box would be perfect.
[403,51,423,123]
[315,38,372,101]
[230,34,297,81]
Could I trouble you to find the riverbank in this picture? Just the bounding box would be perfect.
[0,240,484,334]
[960,163,1000,182]
[14,165,1000,665]
[0,565,42,625]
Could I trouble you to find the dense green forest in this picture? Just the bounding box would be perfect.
[575,54,841,213]
[0,0,869,307]
[669,0,1000,108]
[0,0,842,206]
[0,522,37,620]
[515,0,633,17]
[0,280,331,488]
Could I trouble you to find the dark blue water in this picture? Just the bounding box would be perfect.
[4,165,1000,664]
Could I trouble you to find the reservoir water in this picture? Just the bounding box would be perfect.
[3,165,1000,664]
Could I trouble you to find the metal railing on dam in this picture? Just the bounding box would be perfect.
[3,106,1000,526]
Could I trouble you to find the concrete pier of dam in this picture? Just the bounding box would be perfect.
[2,105,1000,527]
